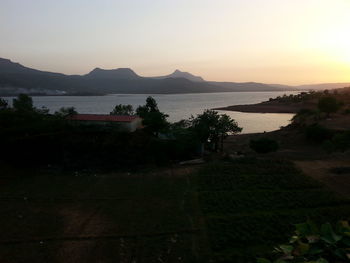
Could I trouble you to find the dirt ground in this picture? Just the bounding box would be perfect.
[224,129,350,198]
[295,155,350,198]
[0,166,208,263]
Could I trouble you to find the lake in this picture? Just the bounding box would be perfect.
[3,91,299,134]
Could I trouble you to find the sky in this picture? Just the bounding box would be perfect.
[1,0,350,85]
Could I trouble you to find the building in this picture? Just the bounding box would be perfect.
[67,114,143,132]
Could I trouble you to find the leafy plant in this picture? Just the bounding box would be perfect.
[257,221,350,263]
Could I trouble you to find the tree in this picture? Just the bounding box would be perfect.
[55,107,78,118]
[191,110,242,151]
[110,104,134,115]
[0,98,8,110]
[217,114,242,151]
[13,94,34,112]
[318,96,340,116]
[136,97,169,135]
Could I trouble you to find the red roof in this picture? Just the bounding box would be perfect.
[67,114,140,122]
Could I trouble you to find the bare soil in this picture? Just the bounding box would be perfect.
[0,166,208,263]
[295,156,350,198]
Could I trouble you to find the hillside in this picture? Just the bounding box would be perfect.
[215,87,350,113]
[0,58,294,96]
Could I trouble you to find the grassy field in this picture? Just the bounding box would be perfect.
[0,167,208,263]
[192,158,350,262]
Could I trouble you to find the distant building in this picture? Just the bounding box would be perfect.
[67,114,142,132]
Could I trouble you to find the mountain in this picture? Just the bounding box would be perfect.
[85,67,140,80]
[0,58,63,76]
[153,69,205,82]
[0,58,297,96]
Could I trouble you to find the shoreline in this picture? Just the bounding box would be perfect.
[0,90,299,97]
[214,101,314,114]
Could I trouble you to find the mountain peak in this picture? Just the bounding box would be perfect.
[0,57,42,74]
[167,70,205,82]
[85,67,140,80]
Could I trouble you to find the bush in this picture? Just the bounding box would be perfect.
[250,138,279,154]
[318,96,341,115]
[322,131,350,153]
[305,124,333,143]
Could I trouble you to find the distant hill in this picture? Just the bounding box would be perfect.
[152,69,205,82]
[0,58,299,96]
[85,68,140,80]
[0,58,63,77]
[296,83,350,90]
[269,83,350,91]
[209,81,292,92]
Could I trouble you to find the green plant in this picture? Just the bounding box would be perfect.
[257,221,350,263]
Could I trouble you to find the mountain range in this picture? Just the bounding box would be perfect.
[0,58,348,96]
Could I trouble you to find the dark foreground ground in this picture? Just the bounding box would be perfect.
[1,154,350,263]
[0,166,209,263]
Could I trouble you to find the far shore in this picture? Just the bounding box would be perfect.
[214,101,315,114]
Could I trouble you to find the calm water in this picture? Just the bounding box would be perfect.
[3,91,299,134]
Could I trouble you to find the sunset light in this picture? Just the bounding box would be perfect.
[1,1,350,262]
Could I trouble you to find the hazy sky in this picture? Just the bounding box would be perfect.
[1,0,350,85]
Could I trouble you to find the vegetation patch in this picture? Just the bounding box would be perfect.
[192,158,350,262]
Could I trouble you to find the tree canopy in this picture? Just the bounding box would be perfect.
[110,104,134,116]
[55,107,78,118]
[13,94,34,112]
[318,96,341,115]
[191,109,242,151]
[136,96,169,135]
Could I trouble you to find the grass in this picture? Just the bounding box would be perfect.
[192,158,350,262]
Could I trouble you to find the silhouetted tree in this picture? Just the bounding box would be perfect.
[136,96,169,135]
[110,104,134,115]
[13,94,34,112]
[191,110,242,151]
[217,114,242,151]
[55,107,78,118]
[318,96,340,116]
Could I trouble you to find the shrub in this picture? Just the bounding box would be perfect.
[317,96,341,115]
[305,124,333,143]
[322,131,350,153]
[250,138,279,154]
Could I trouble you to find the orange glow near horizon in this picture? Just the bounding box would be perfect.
[1,0,350,85]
